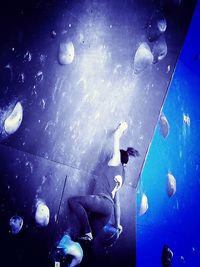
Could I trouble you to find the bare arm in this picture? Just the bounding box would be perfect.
[113,191,121,228]
[108,133,121,166]
[108,122,128,166]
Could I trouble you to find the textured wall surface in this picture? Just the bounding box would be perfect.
[0,0,196,266]
[137,2,200,266]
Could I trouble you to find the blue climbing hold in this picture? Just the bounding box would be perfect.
[55,235,83,267]
[9,215,23,234]
[103,223,120,247]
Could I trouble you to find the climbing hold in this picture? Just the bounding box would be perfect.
[133,42,153,74]
[103,223,120,247]
[139,193,148,216]
[167,173,176,197]
[58,41,75,65]
[146,11,167,42]
[9,215,23,234]
[152,36,167,63]
[56,234,83,267]
[159,113,170,138]
[35,199,50,227]
[161,244,173,267]
[4,102,23,135]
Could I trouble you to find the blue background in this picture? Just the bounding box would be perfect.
[136,1,200,266]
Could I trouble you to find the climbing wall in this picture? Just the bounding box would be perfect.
[137,2,200,266]
[0,0,196,266]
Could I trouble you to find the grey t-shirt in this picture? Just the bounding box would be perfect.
[93,164,123,202]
